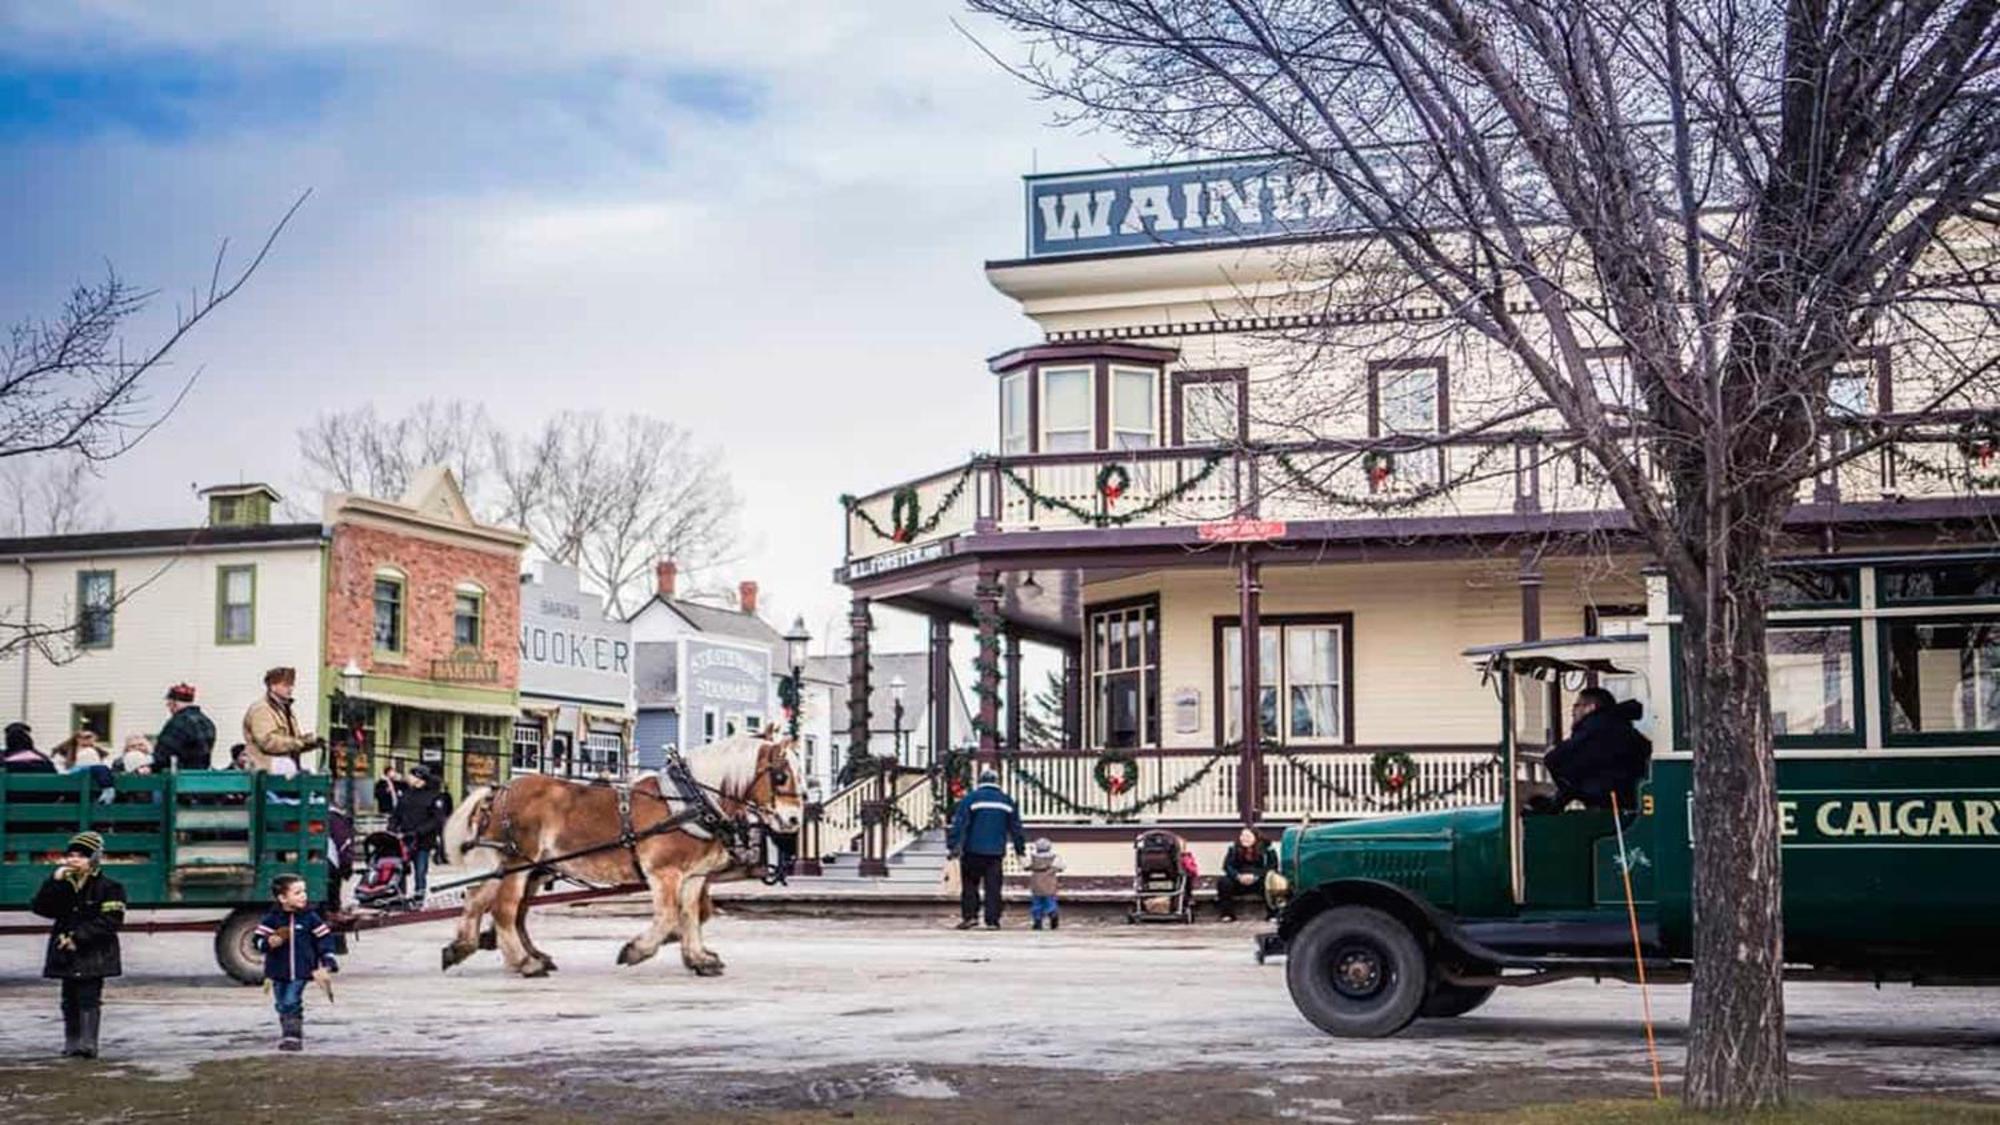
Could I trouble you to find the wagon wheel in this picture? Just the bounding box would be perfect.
[214,907,267,985]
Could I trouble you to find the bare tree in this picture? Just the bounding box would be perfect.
[1,195,305,662]
[0,453,101,538]
[306,404,739,615]
[297,399,494,504]
[967,0,2000,1108]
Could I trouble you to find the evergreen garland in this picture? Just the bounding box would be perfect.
[840,463,976,544]
[1007,753,1229,822]
[998,454,1228,526]
[1266,743,1505,810]
[1271,443,1511,512]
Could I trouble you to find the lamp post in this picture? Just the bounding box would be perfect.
[329,659,367,816]
[889,673,908,767]
[782,615,811,742]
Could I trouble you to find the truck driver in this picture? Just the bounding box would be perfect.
[1529,687,1652,814]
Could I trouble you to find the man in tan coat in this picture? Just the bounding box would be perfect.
[242,667,322,773]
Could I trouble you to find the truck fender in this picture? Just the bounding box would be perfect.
[1277,879,1486,967]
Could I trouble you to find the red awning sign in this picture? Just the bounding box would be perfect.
[1197,519,1287,542]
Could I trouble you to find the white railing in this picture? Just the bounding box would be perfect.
[1000,751,1239,823]
[817,768,933,857]
[885,772,939,858]
[1262,747,1505,820]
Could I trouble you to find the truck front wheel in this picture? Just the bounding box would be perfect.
[215,907,266,986]
[1420,982,1496,1019]
[1285,905,1428,1038]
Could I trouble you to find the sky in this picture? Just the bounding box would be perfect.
[0,1,1143,659]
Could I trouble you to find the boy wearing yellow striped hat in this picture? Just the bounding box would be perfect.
[31,831,126,1059]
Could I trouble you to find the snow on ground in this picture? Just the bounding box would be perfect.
[2,906,1997,1101]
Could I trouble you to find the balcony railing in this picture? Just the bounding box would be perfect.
[841,419,1999,565]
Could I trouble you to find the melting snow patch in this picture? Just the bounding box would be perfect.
[879,1066,958,1100]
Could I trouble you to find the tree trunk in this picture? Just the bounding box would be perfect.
[1680,575,1789,1109]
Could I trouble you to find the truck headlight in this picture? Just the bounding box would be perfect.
[1264,871,1290,906]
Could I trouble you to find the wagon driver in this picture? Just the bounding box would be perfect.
[242,666,325,774]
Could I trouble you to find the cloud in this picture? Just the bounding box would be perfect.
[0,1,1141,654]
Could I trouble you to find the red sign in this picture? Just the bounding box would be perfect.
[1197,519,1287,543]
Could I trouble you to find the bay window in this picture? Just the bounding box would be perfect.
[1041,367,1093,452]
[1000,372,1029,455]
[1370,360,1446,485]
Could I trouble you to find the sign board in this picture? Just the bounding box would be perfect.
[1173,688,1202,735]
[519,563,633,708]
[1198,519,1287,543]
[1027,157,1374,259]
[431,656,499,683]
[844,539,951,581]
[681,637,772,740]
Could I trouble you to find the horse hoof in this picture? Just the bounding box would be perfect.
[441,943,471,971]
[477,929,498,951]
[616,942,649,966]
[541,957,559,973]
[520,960,551,978]
[687,962,724,978]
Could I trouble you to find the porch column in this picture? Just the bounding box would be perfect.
[1237,555,1263,823]
[1004,631,1024,754]
[847,597,873,771]
[928,615,952,770]
[1060,642,1083,749]
[974,575,1004,767]
[1518,552,1542,642]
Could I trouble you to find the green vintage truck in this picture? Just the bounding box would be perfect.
[1262,553,2000,1037]
[0,770,329,983]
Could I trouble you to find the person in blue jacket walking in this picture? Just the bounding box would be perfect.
[252,874,338,1051]
[946,767,1026,930]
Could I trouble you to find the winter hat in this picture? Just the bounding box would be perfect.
[3,722,31,753]
[1032,837,1054,856]
[978,767,1000,785]
[66,831,105,858]
[165,683,197,703]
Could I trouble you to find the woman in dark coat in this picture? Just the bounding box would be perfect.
[32,831,126,1059]
[1215,826,1279,922]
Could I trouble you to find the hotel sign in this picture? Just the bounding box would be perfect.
[1026,157,1370,259]
[1198,519,1287,543]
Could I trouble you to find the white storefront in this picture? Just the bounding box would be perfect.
[515,563,634,778]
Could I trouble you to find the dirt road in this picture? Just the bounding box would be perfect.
[3,907,1997,1122]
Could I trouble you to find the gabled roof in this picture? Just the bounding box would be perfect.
[631,594,787,659]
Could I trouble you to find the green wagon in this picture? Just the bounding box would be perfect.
[0,771,329,983]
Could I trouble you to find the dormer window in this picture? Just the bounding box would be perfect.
[987,341,1179,456]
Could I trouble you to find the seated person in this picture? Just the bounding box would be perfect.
[1215,827,1278,922]
[1532,687,1651,813]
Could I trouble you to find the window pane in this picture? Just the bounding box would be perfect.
[225,605,252,642]
[1044,430,1091,452]
[1100,672,1143,748]
[225,569,253,603]
[1886,619,2000,735]
[1771,569,1856,607]
[1181,380,1239,444]
[1001,374,1028,454]
[1113,369,1155,435]
[1587,354,1635,413]
[373,579,402,650]
[1044,368,1091,431]
[1767,627,1855,738]
[1880,562,2000,604]
[1828,364,1874,416]
[1286,627,1339,685]
[1290,686,1340,739]
[454,593,481,647]
[1380,367,1439,433]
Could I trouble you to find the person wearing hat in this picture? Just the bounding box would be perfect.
[386,763,450,901]
[242,667,323,773]
[945,766,1026,930]
[3,722,56,775]
[31,831,126,1059]
[151,683,217,774]
[1026,837,1066,931]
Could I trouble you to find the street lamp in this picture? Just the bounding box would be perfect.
[888,673,908,766]
[782,615,811,741]
[330,659,367,815]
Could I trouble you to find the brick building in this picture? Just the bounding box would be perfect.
[322,467,530,799]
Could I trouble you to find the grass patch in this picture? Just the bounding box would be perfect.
[1466,1099,2000,1124]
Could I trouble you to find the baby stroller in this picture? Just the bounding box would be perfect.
[1128,829,1196,924]
[352,831,411,907]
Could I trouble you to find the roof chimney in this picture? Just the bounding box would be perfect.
[738,580,759,616]
[655,559,678,599]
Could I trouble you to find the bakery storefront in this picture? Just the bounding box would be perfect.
[515,562,635,778]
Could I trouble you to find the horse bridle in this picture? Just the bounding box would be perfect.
[645,749,802,885]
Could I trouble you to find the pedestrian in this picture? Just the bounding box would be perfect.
[1027,837,1064,931]
[3,722,55,774]
[945,767,1026,930]
[386,764,449,900]
[32,831,125,1059]
[1215,826,1278,923]
[152,683,216,773]
[115,736,152,775]
[242,667,323,774]
[252,874,338,1051]
[373,762,408,816]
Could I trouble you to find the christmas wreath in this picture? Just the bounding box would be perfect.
[1370,749,1416,794]
[889,487,923,542]
[1096,463,1132,503]
[1092,751,1141,796]
[1363,450,1395,487]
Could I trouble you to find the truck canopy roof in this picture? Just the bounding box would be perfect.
[1461,635,1647,680]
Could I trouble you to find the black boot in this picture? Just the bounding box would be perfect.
[1050,913,1059,930]
[76,1008,100,1060]
[1032,917,1043,931]
[60,1005,80,1058]
[279,1012,303,1052]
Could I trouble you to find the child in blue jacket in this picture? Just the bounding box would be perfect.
[252,874,337,1051]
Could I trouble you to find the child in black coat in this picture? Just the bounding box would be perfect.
[252,874,338,1051]
[32,831,126,1059]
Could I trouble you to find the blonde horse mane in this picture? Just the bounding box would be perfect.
[642,731,800,801]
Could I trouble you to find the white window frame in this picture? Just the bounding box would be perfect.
[1039,365,1093,452]
[1109,365,1159,450]
[1222,621,1347,746]
[1000,371,1029,455]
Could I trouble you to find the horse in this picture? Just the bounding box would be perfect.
[438,731,803,978]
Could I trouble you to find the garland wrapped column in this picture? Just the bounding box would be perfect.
[973,576,1004,766]
[846,597,873,780]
